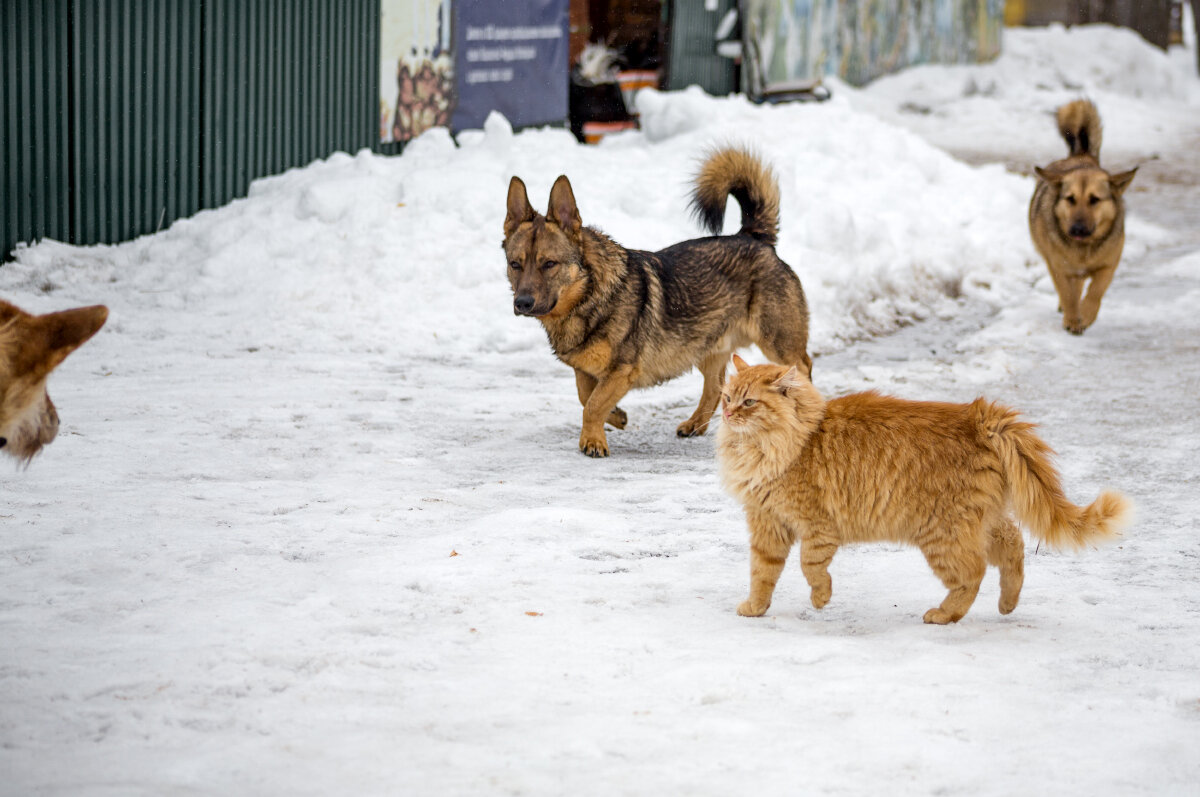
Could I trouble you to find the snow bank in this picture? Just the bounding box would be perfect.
[6,26,1189,365]
[8,93,1037,366]
[847,24,1200,163]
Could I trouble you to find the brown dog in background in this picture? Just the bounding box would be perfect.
[0,299,107,463]
[503,148,812,458]
[1029,100,1137,335]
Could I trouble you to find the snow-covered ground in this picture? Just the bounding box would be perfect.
[3,24,1199,796]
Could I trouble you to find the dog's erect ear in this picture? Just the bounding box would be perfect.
[1109,167,1137,198]
[1034,166,1063,185]
[11,305,108,380]
[0,300,23,325]
[505,176,535,237]
[731,354,749,373]
[770,365,805,395]
[547,175,582,236]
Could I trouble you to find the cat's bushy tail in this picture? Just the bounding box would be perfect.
[975,400,1131,549]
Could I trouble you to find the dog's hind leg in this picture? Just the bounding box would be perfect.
[754,304,813,378]
[1079,264,1117,331]
[575,369,627,430]
[677,353,726,437]
[985,517,1025,615]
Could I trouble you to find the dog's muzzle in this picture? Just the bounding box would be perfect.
[513,294,537,315]
[1068,222,1092,240]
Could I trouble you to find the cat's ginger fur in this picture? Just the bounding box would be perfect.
[716,355,1130,624]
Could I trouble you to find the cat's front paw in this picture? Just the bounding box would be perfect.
[810,587,831,609]
[737,599,768,617]
[922,608,958,625]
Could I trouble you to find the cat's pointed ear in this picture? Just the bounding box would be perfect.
[731,354,749,373]
[771,365,805,395]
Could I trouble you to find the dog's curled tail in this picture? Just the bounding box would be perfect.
[1057,100,1103,159]
[690,148,780,247]
[976,400,1131,550]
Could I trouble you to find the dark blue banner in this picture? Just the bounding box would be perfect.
[451,0,568,132]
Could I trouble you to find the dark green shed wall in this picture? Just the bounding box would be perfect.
[665,0,737,96]
[2,0,381,261]
[3,0,72,258]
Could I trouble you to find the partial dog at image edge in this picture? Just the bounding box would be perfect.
[502,147,811,458]
[1030,99,1137,335]
[717,355,1131,624]
[0,299,108,464]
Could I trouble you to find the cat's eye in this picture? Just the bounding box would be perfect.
[742,398,757,407]
[1088,195,1100,206]
[542,260,558,271]
[1065,195,1077,206]
[509,261,522,271]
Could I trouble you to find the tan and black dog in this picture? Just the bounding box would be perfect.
[503,148,811,458]
[1030,100,1137,335]
[0,299,107,463]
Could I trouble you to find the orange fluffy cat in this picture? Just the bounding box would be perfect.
[716,355,1130,624]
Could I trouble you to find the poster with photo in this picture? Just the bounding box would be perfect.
[380,0,568,143]
[380,0,454,143]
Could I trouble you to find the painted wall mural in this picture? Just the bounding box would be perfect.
[380,0,454,143]
[743,0,1003,89]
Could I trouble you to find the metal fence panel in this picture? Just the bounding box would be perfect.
[665,0,737,95]
[202,0,378,209]
[3,0,380,260]
[2,0,72,259]
[71,0,204,247]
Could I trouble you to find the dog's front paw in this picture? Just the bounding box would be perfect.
[579,432,610,458]
[676,417,710,438]
[606,406,628,430]
[737,599,769,617]
[1063,318,1086,335]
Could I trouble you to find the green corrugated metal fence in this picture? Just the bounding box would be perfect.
[2,0,72,259]
[2,0,380,261]
[201,0,377,210]
[71,0,205,245]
